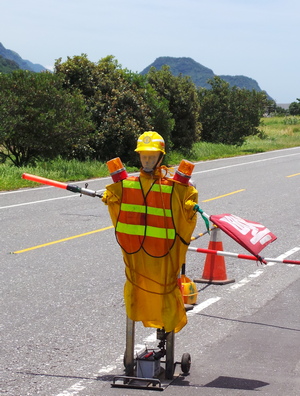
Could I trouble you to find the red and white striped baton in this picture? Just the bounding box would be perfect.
[188,246,300,265]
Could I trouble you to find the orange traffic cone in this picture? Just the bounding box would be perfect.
[194,227,235,285]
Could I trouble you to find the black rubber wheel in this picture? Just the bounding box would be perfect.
[181,352,191,374]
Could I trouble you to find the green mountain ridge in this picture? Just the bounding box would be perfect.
[0,45,272,100]
[0,55,20,73]
[0,42,47,73]
[140,56,271,99]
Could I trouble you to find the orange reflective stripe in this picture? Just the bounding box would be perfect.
[146,212,174,229]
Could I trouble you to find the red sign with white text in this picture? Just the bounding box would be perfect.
[210,214,277,256]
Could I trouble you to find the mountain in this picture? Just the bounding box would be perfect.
[140,56,271,98]
[0,45,271,99]
[218,74,263,92]
[141,56,215,88]
[0,42,47,73]
[0,55,20,73]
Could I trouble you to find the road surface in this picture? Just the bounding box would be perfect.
[1,147,299,395]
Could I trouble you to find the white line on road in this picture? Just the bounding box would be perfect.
[187,296,221,316]
[193,152,300,175]
[230,269,264,290]
[0,194,78,209]
[266,246,300,266]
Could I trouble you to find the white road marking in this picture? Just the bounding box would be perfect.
[188,297,221,316]
[193,152,300,175]
[55,381,87,396]
[230,269,264,290]
[266,246,300,266]
[144,332,157,343]
[0,194,78,209]
[0,185,52,194]
[249,269,265,278]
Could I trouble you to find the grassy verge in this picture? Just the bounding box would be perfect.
[168,116,300,163]
[1,116,299,191]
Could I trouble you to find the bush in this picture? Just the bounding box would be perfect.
[198,76,269,146]
[0,70,93,166]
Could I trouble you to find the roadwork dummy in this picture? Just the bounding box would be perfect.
[102,132,198,333]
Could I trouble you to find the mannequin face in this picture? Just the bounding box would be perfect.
[139,151,161,172]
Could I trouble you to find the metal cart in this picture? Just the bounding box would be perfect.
[111,316,191,391]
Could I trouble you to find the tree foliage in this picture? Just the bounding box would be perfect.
[146,66,201,152]
[1,55,282,168]
[55,55,153,164]
[198,76,269,145]
[122,71,175,153]
[0,70,93,166]
[289,99,300,116]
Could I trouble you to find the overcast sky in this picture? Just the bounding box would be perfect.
[2,0,299,103]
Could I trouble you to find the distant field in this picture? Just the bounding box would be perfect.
[1,116,299,191]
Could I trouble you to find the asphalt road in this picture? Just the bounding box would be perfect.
[1,147,300,395]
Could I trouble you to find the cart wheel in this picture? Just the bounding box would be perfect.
[181,353,191,374]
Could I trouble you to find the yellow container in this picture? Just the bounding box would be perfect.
[180,275,198,305]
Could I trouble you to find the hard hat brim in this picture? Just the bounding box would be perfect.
[135,146,165,154]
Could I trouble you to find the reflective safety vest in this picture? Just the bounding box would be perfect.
[116,176,176,257]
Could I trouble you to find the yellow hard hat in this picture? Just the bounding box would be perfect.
[135,131,166,154]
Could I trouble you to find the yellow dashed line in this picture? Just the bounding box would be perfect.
[286,173,300,178]
[202,189,245,202]
[13,226,114,254]
[13,189,245,253]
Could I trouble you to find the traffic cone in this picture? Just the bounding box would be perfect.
[194,227,235,285]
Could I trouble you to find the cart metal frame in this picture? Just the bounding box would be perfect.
[111,317,191,391]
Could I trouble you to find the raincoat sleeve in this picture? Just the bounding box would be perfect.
[101,181,122,228]
[172,183,198,244]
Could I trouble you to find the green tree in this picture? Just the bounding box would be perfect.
[198,76,269,145]
[122,72,175,153]
[146,66,201,152]
[0,70,93,166]
[289,99,300,115]
[55,55,155,164]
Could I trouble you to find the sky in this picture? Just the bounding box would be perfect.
[1,0,299,103]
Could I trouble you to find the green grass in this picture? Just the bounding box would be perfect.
[1,116,300,191]
[165,116,300,165]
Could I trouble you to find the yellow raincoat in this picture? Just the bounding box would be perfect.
[102,168,198,333]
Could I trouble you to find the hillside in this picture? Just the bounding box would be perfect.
[0,42,47,72]
[0,45,271,99]
[0,55,20,73]
[141,56,214,88]
[141,56,271,98]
